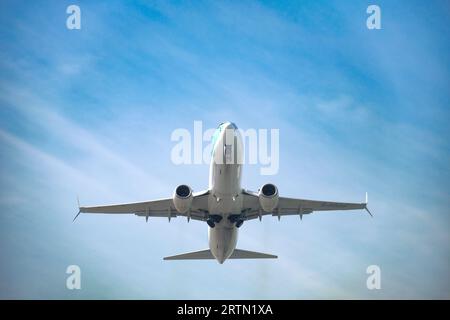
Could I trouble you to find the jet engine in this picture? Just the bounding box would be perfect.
[258,183,279,212]
[173,184,193,213]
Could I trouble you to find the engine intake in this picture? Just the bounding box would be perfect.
[173,184,193,213]
[259,183,279,212]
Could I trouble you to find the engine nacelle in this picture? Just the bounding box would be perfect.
[173,184,193,214]
[258,183,279,212]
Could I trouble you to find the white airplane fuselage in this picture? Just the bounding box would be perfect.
[207,122,243,264]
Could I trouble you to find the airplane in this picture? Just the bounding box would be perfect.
[75,121,372,264]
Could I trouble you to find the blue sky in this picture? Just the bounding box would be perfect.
[0,0,449,299]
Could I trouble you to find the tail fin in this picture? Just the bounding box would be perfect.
[163,249,214,260]
[229,249,277,259]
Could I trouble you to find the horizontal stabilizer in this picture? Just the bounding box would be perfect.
[229,249,277,259]
[163,249,277,261]
[163,249,214,260]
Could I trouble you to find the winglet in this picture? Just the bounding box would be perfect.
[364,192,373,217]
[73,209,81,222]
[73,196,81,222]
[365,206,373,217]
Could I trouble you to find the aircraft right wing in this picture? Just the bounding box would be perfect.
[75,190,210,222]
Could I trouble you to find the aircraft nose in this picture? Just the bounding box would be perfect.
[223,122,237,130]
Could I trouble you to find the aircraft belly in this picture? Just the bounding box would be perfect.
[209,163,242,216]
[209,226,238,262]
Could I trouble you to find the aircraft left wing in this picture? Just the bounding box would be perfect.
[241,190,371,221]
[75,190,210,222]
